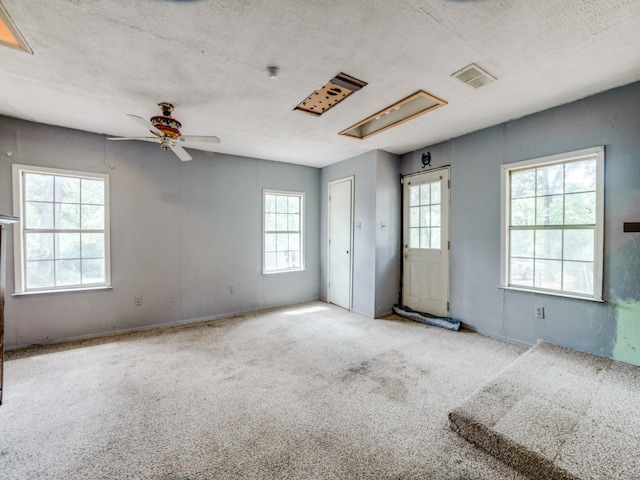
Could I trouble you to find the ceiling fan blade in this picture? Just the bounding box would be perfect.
[127,114,164,136]
[169,143,193,162]
[179,135,221,144]
[107,136,160,142]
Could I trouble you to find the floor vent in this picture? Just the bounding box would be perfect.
[451,63,495,89]
[294,72,367,116]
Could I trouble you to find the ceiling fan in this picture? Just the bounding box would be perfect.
[108,102,221,161]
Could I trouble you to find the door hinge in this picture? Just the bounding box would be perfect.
[329,238,331,245]
[400,177,404,184]
[448,241,450,250]
[448,179,451,189]
[447,302,450,311]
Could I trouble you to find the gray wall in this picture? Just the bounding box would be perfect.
[0,116,320,348]
[319,150,401,318]
[400,81,640,365]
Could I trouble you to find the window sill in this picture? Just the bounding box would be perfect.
[499,285,604,303]
[12,285,113,297]
[263,268,306,275]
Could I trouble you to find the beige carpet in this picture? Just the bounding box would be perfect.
[0,301,530,480]
[449,341,640,480]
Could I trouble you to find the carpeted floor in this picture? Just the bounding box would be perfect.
[449,341,640,480]
[0,301,529,480]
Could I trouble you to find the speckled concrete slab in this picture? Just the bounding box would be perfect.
[448,341,640,480]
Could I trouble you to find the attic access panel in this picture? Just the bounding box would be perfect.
[0,2,33,54]
[339,90,447,140]
[294,73,367,116]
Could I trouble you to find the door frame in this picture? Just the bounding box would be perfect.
[327,176,354,310]
[401,166,451,315]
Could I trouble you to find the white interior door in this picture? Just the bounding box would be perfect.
[402,168,450,317]
[328,177,353,310]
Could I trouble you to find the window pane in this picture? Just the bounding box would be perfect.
[535,229,562,260]
[430,205,441,227]
[290,251,300,269]
[420,228,429,249]
[536,164,564,196]
[26,202,54,229]
[431,181,441,204]
[276,233,288,251]
[565,160,596,194]
[265,252,276,271]
[534,259,562,290]
[55,203,81,229]
[25,174,54,202]
[56,259,81,286]
[81,179,104,205]
[26,233,54,260]
[265,194,276,213]
[276,251,288,270]
[81,233,104,258]
[265,213,276,231]
[420,184,429,205]
[82,259,105,284]
[536,195,564,225]
[410,207,420,227]
[288,234,300,252]
[265,233,276,252]
[565,192,595,225]
[431,227,441,249]
[409,185,420,206]
[420,206,429,227]
[288,196,300,214]
[510,230,534,258]
[410,228,419,248]
[563,261,594,295]
[276,196,288,213]
[563,229,594,262]
[275,213,287,231]
[26,260,54,289]
[288,214,299,231]
[56,233,81,259]
[511,170,536,199]
[510,258,534,285]
[511,198,535,226]
[81,205,104,230]
[55,176,80,203]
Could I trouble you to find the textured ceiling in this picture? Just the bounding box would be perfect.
[1,0,640,168]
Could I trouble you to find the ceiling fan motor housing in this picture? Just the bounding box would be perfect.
[150,115,182,138]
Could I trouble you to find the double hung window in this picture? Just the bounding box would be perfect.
[263,190,304,273]
[501,147,604,301]
[12,165,110,293]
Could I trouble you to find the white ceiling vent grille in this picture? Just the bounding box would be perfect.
[451,63,496,89]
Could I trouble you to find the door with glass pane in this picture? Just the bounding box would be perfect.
[402,168,450,317]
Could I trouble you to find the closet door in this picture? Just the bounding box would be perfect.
[0,215,19,406]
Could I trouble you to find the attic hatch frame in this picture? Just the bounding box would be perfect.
[0,2,33,54]
[339,90,447,140]
[294,72,367,116]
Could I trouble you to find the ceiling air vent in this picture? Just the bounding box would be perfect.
[451,63,495,89]
[294,72,367,116]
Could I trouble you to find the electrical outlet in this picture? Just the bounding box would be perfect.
[536,306,545,319]
[135,295,142,306]
[230,285,236,294]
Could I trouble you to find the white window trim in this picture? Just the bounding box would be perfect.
[262,189,305,274]
[12,164,111,295]
[500,146,604,302]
